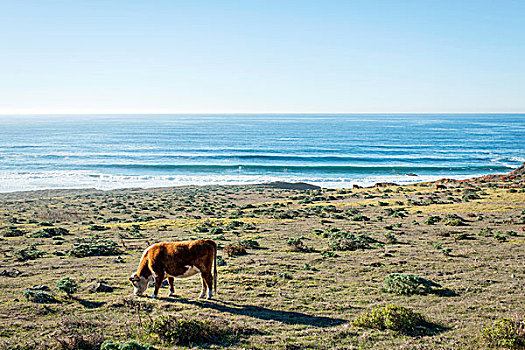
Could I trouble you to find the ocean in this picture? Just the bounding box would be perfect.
[0,114,523,192]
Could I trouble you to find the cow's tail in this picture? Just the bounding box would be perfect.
[213,242,218,294]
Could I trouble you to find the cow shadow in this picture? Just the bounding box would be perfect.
[160,297,347,327]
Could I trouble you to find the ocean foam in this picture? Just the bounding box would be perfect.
[0,170,482,193]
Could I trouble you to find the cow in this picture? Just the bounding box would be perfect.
[129,239,217,299]
[352,184,362,189]
[435,184,447,190]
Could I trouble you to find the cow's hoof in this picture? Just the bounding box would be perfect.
[168,292,176,297]
[198,293,205,299]
[150,293,157,299]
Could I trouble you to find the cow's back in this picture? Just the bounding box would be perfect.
[146,240,215,277]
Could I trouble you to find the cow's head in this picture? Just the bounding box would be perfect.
[129,273,152,296]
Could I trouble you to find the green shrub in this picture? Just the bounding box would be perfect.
[352,304,427,334]
[444,218,464,226]
[209,227,224,235]
[441,247,452,256]
[89,224,109,231]
[384,232,398,244]
[286,237,311,252]
[56,277,78,297]
[101,340,156,350]
[193,224,209,233]
[216,255,227,266]
[480,317,525,349]
[424,215,441,225]
[494,233,508,242]
[320,250,338,258]
[14,244,45,261]
[145,315,237,346]
[328,232,369,251]
[444,214,465,226]
[3,227,25,237]
[237,239,260,249]
[22,289,57,303]
[68,238,121,257]
[351,214,370,222]
[27,227,69,238]
[479,227,494,237]
[37,221,53,226]
[462,191,481,202]
[383,273,440,295]
[432,242,443,250]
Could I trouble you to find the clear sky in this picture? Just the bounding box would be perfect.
[1,0,524,114]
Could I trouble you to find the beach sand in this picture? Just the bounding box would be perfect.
[0,165,524,349]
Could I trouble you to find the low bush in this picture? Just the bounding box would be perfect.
[424,215,441,225]
[216,255,227,266]
[37,221,53,226]
[193,224,209,233]
[383,273,441,295]
[145,315,248,346]
[23,289,57,303]
[89,224,109,231]
[480,317,525,349]
[352,304,428,335]
[209,227,224,235]
[350,214,370,222]
[3,227,25,237]
[27,227,69,238]
[444,214,465,226]
[479,227,494,237]
[328,232,370,251]
[56,277,78,298]
[237,239,260,249]
[320,250,338,258]
[101,340,156,350]
[444,218,464,226]
[462,191,481,202]
[55,318,106,350]
[68,238,121,257]
[384,232,398,244]
[286,237,312,252]
[14,244,45,261]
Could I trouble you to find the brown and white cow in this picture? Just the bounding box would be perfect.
[129,239,217,299]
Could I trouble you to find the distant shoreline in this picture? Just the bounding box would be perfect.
[1,164,522,199]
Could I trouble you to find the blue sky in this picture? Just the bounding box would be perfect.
[1,0,524,113]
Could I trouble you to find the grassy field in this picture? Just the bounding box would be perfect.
[0,176,524,349]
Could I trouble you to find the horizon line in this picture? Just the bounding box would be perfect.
[1,111,525,116]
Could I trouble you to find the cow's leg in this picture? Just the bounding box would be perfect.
[167,277,176,297]
[151,271,163,298]
[199,274,207,299]
[201,270,214,299]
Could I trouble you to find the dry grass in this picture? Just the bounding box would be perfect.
[0,179,524,349]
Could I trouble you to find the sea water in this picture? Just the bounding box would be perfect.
[0,114,523,192]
